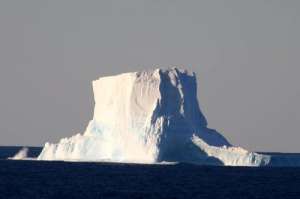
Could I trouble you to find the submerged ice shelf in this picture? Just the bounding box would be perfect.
[38,68,270,166]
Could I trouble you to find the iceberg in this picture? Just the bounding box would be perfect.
[9,147,29,160]
[38,68,270,166]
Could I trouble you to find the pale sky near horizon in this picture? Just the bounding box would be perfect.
[0,0,299,152]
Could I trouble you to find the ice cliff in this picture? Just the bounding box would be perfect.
[38,68,270,166]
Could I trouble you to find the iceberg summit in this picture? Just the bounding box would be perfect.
[38,68,271,166]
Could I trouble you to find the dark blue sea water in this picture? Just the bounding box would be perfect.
[1,147,300,199]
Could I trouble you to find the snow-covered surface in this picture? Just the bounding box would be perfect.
[38,68,270,166]
[191,135,270,166]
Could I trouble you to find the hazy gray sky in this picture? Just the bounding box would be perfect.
[0,0,299,152]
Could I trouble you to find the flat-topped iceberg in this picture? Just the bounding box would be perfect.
[38,68,270,166]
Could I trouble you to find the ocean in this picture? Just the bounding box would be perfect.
[0,147,300,199]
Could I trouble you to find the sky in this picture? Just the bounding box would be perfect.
[0,0,299,152]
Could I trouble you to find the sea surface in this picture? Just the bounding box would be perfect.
[1,147,300,199]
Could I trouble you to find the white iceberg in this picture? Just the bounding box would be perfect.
[9,147,29,160]
[38,68,270,166]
